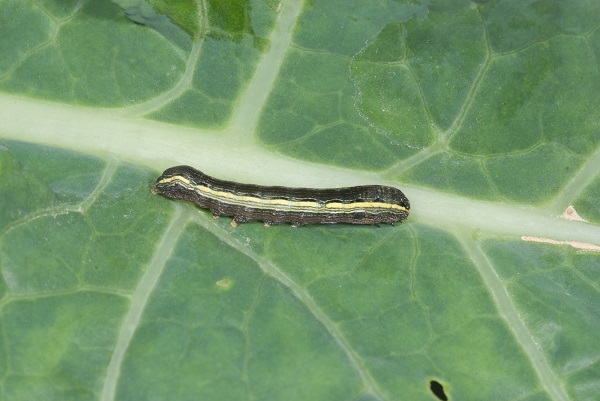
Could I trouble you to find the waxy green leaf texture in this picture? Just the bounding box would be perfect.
[1,1,599,400]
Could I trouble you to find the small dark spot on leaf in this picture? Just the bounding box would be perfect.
[430,380,448,401]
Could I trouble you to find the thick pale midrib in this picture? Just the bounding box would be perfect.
[457,233,569,401]
[193,215,387,401]
[100,206,187,401]
[2,93,600,246]
[2,95,600,245]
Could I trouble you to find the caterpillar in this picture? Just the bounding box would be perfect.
[152,165,410,227]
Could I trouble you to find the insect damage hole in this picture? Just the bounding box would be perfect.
[429,380,448,401]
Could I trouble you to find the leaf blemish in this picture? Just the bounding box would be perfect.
[216,277,234,291]
[429,379,448,401]
[521,236,600,252]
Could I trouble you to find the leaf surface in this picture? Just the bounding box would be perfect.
[1,1,599,400]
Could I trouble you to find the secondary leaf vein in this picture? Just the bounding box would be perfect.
[457,232,569,401]
[100,205,187,401]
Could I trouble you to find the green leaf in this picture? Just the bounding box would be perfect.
[112,0,201,38]
[1,1,599,400]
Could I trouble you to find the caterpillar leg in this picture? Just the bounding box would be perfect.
[231,215,253,227]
